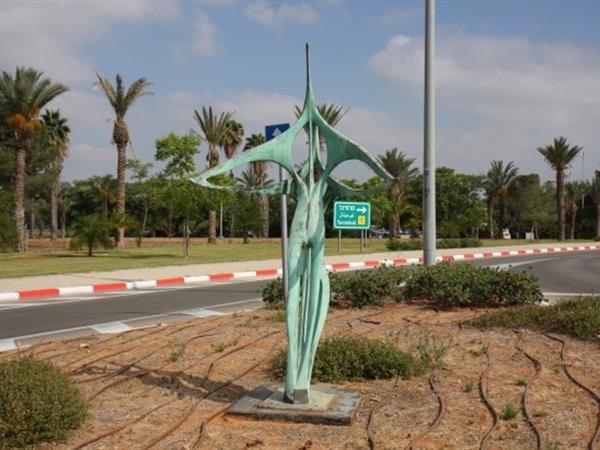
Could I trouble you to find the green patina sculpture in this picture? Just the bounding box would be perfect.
[194,44,393,404]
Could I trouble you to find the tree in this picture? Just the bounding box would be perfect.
[41,109,70,240]
[0,67,68,251]
[589,171,600,239]
[92,175,117,218]
[69,214,112,256]
[193,106,234,243]
[294,102,347,151]
[126,159,154,245]
[155,132,201,256]
[483,161,518,238]
[222,120,244,159]
[565,181,586,240]
[537,136,582,241]
[377,148,418,236]
[243,133,271,237]
[94,72,152,248]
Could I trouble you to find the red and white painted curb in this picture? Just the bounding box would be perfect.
[0,244,597,302]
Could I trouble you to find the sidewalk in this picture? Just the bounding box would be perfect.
[0,242,597,296]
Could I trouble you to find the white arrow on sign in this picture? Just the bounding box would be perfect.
[273,128,283,137]
[357,207,367,213]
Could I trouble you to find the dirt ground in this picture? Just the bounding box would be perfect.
[2,303,599,450]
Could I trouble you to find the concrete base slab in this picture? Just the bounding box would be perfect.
[227,383,360,425]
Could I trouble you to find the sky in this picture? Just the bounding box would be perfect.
[2,0,600,183]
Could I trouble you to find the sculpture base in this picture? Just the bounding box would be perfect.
[227,384,360,425]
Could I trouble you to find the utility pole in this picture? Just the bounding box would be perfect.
[423,0,436,266]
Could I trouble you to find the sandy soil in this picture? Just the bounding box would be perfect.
[2,303,599,450]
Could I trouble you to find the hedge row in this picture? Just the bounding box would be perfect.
[263,262,542,309]
[386,238,483,251]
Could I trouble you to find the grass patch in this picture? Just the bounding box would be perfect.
[464,380,475,393]
[501,403,518,420]
[271,335,415,383]
[0,238,580,279]
[467,296,600,341]
[0,356,87,449]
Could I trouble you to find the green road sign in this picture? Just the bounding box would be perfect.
[333,201,371,230]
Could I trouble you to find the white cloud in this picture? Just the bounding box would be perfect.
[244,1,318,27]
[172,13,221,57]
[0,1,181,83]
[369,33,600,179]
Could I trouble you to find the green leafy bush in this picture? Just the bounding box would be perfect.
[69,214,113,256]
[467,296,600,340]
[386,238,482,251]
[262,266,409,309]
[0,356,87,449]
[271,335,414,383]
[403,262,543,307]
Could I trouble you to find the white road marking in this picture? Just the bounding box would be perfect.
[90,322,131,334]
[180,308,225,318]
[0,339,16,351]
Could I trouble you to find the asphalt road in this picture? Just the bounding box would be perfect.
[1,251,598,341]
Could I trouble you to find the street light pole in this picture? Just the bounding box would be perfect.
[423,0,436,266]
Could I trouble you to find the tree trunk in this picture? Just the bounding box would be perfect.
[116,141,127,247]
[487,200,495,239]
[14,139,27,252]
[183,216,190,257]
[61,210,67,238]
[50,177,59,240]
[556,169,565,241]
[259,194,269,238]
[570,206,576,240]
[596,203,600,239]
[208,210,217,244]
[29,211,35,239]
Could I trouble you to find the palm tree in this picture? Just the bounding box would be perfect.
[41,109,70,240]
[565,181,586,240]
[537,137,582,241]
[221,120,244,159]
[92,175,117,218]
[483,160,519,238]
[69,214,112,256]
[377,148,418,236]
[193,106,234,243]
[94,73,152,247]
[0,67,68,252]
[589,171,600,239]
[243,133,270,237]
[294,102,347,151]
[236,169,274,191]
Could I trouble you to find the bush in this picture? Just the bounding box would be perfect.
[0,356,87,449]
[467,296,600,341]
[262,266,409,309]
[403,262,543,308]
[386,238,482,251]
[271,335,414,383]
[69,214,113,256]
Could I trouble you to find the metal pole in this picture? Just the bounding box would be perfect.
[279,166,289,302]
[360,229,364,254]
[423,0,436,266]
[338,229,341,254]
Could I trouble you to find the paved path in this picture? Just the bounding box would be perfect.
[0,250,598,349]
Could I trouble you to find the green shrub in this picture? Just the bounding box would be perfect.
[262,267,409,309]
[271,335,414,383]
[467,296,600,340]
[501,403,518,420]
[0,356,87,449]
[262,277,285,307]
[386,238,422,251]
[403,262,543,308]
[386,238,482,251]
[69,214,113,256]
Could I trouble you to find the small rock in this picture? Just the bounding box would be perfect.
[79,343,90,348]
